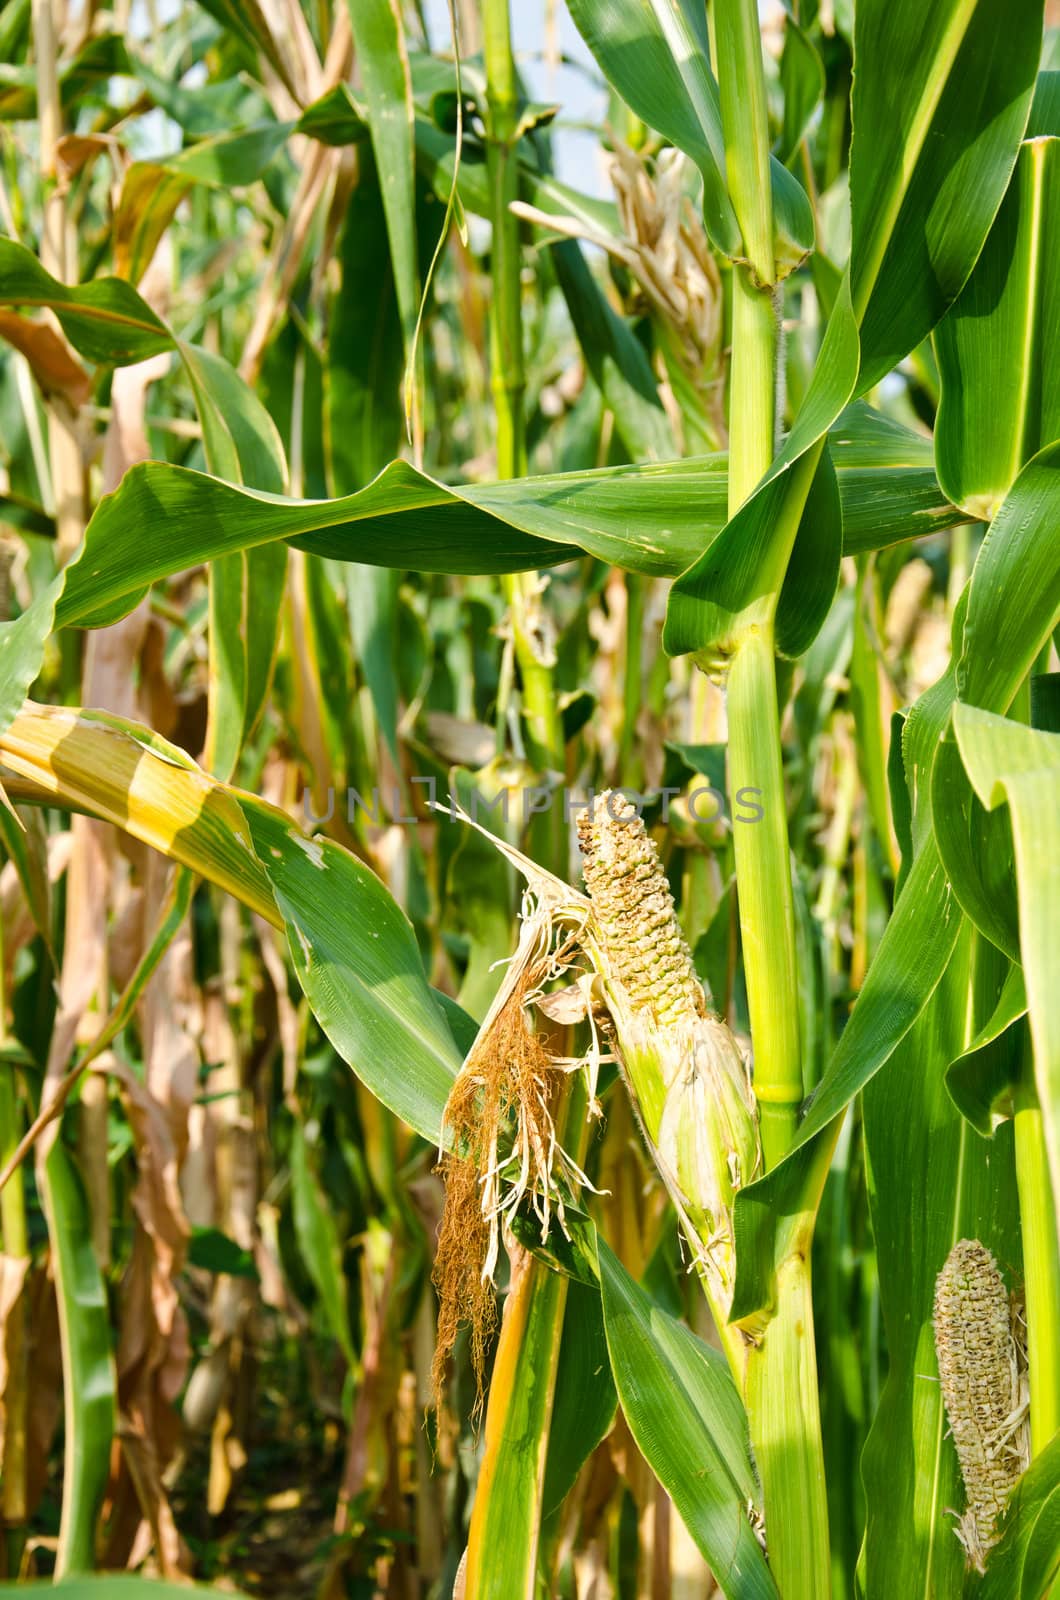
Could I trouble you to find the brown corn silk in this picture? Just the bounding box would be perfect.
[430,905,573,1414]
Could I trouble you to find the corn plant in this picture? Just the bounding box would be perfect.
[0,0,1058,1597]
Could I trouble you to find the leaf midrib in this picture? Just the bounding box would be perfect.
[851,0,979,324]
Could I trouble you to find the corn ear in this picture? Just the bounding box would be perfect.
[577,793,760,1317]
[933,1238,1029,1571]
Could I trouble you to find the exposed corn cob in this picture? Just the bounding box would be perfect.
[933,1239,1029,1571]
[577,792,761,1319]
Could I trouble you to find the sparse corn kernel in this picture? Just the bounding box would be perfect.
[576,793,705,1030]
[577,792,760,1313]
[933,1239,1029,1571]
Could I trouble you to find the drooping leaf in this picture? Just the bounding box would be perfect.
[0,237,170,365]
[0,704,462,1144]
[44,413,958,642]
[596,1234,777,1599]
[243,802,460,1144]
[114,122,292,284]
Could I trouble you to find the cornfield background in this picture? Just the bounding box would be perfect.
[0,0,1058,1596]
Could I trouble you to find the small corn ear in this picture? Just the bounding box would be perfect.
[933,1238,1029,1571]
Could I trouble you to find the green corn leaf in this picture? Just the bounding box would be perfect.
[188,0,297,99]
[777,12,825,168]
[327,158,439,760]
[114,122,292,285]
[549,238,677,463]
[130,55,273,138]
[664,0,1041,660]
[730,439,1060,1318]
[0,410,957,751]
[327,160,408,496]
[952,702,1060,1235]
[563,0,740,259]
[773,441,842,660]
[935,135,1060,521]
[463,1260,570,1600]
[564,0,812,276]
[859,927,1022,1595]
[540,1277,617,1524]
[40,1141,117,1576]
[946,964,1028,1133]
[0,237,289,769]
[296,82,370,145]
[289,1123,357,1368]
[0,704,461,1144]
[0,237,171,365]
[513,1207,777,1593]
[187,1225,258,1280]
[179,341,287,494]
[345,0,419,364]
[596,1234,777,1599]
[245,801,460,1145]
[797,443,1060,1147]
[0,575,63,741]
[0,33,131,121]
[849,1,1042,392]
[184,336,288,781]
[977,1430,1060,1599]
[932,732,1020,960]
[39,410,955,640]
